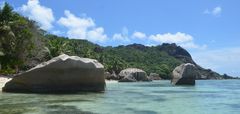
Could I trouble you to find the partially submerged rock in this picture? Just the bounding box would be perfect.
[2,54,105,93]
[171,63,199,85]
[149,73,161,80]
[119,68,151,82]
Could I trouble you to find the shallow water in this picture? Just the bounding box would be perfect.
[0,80,240,114]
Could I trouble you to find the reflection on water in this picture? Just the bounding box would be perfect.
[0,80,240,114]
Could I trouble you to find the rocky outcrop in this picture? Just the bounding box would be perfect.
[119,75,137,82]
[196,67,224,80]
[2,54,105,93]
[118,68,151,82]
[157,43,233,80]
[104,72,111,79]
[157,43,196,64]
[105,71,119,80]
[171,63,199,85]
[149,73,161,80]
[126,43,148,51]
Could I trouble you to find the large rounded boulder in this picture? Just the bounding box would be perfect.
[2,54,105,93]
[171,63,199,85]
[119,68,151,82]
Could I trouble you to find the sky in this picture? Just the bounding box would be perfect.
[1,0,240,77]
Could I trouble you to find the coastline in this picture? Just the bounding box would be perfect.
[1,77,237,92]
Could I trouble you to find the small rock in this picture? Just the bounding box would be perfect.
[118,68,151,82]
[149,73,161,80]
[171,63,199,85]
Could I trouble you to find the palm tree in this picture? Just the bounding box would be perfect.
[0,3,33,73]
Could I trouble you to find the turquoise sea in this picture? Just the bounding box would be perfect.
[0,80,240,114]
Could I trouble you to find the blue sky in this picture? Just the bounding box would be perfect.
[1,0,240,76]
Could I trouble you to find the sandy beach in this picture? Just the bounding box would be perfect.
[0,76,11,91]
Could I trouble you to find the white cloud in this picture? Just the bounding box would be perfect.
[51,30,64,36]
[58,10,107,43]
[147,32,206,50]
[113,33,124,40]
[212,6,222,15]
[145,44,157,47]
[204,6,222,16]
[192,47,240,76]
[180,42,207,50]
[58,10,95,29]
[87,27,107,42]
[111,31,206,49]
[149,32,193,44]
[20,0,55,30]
[112,33,130,42]
[132,31,146,39]
[112,27,130,43]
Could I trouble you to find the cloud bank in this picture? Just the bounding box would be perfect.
[19,0,206,49]
[58,10,107,43]
[20,0,55,30]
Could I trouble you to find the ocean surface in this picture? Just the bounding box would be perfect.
[0,80,240,114]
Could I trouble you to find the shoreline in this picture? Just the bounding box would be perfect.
[0,78,239,92]
[1,76,238,92]
[105,80,118,83]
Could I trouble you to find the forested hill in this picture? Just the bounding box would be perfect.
[0,3,235,79]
